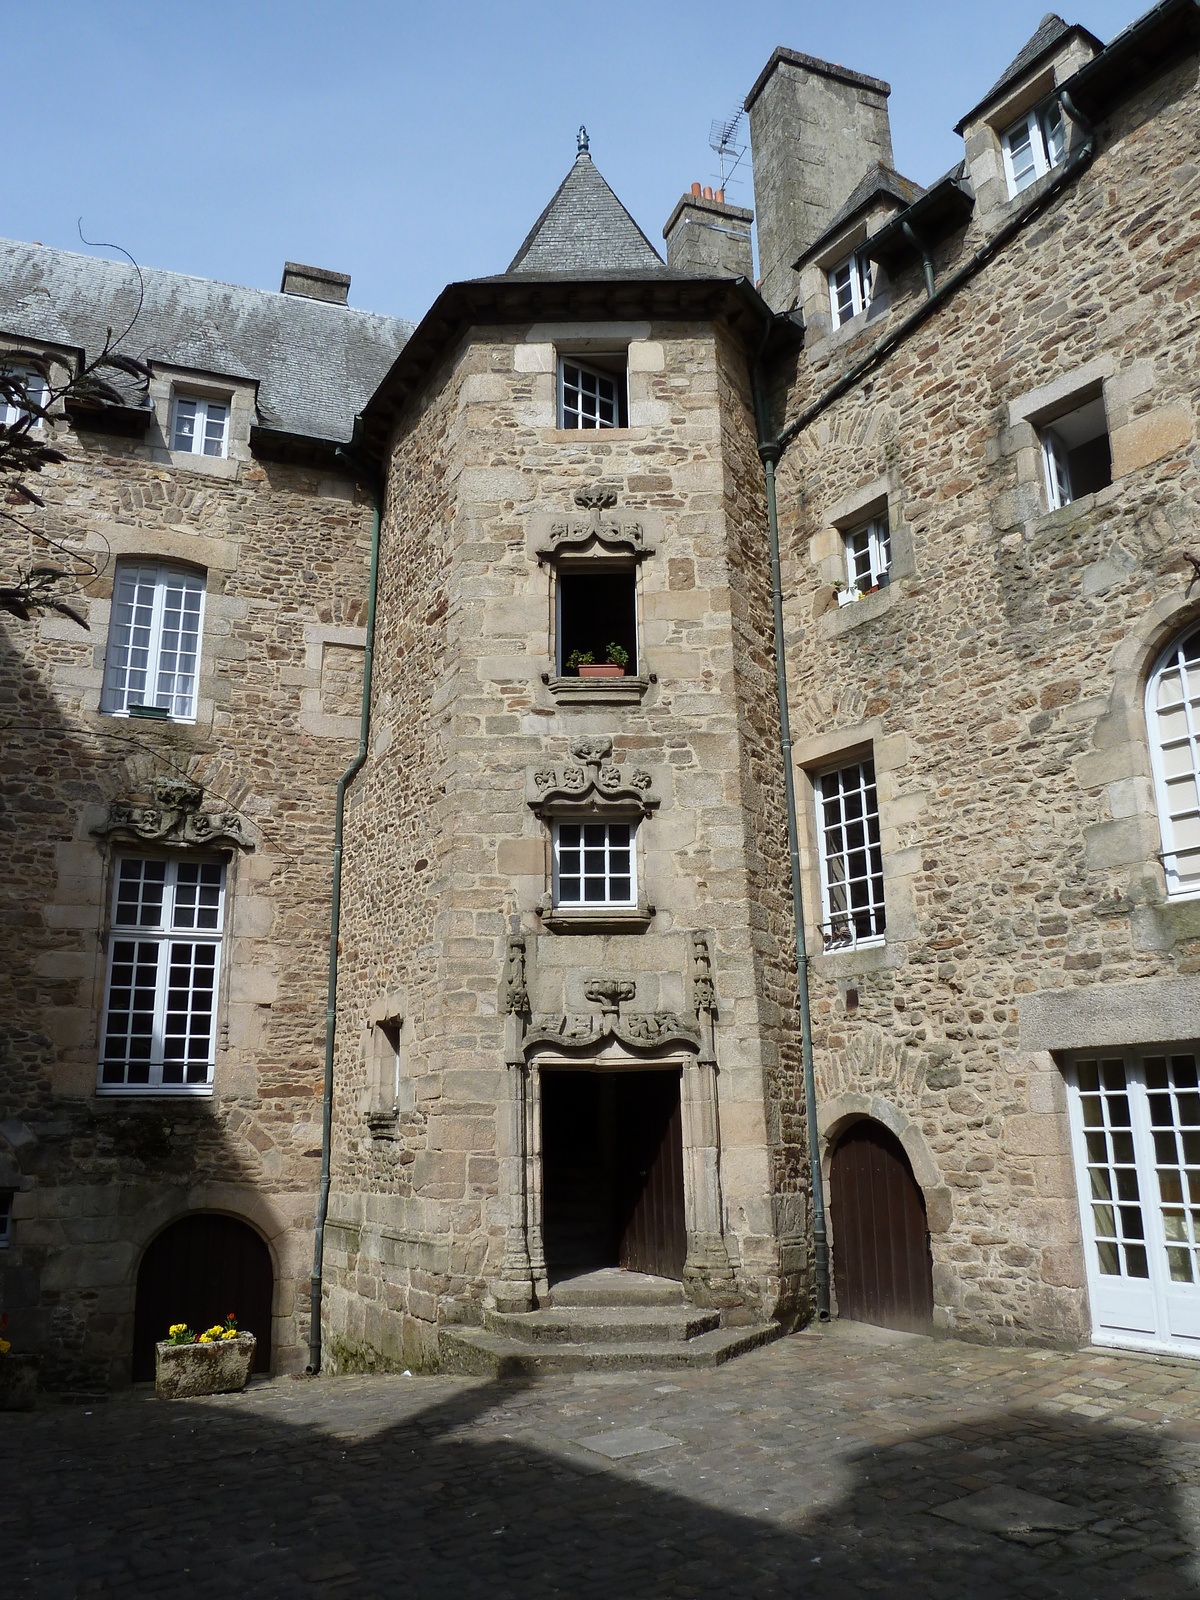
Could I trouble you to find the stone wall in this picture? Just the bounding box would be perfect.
[0,405,373,1384]
[325,313,810,1367]
[770,59,1200,1345]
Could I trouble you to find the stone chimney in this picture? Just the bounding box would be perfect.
[745,50,893,312]
[279,262,351,305]
[663,186,754,279]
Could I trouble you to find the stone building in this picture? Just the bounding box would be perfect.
[3,0,1200,1383]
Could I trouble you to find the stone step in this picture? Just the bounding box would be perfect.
[546,1269,687,1308]
[438,1321,781,1377]
[483,1304,721,1345]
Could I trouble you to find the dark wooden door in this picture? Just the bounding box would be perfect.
[830,1121,934,1332]
[132,1213,273,1380]
[617,1070,687,1280]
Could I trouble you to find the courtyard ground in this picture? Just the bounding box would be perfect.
[6,1319,1200,1597]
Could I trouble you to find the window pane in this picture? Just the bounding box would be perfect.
[172,398,197,451]
[554,821,636,907]
[114,858,167,928]
[103,565,158,711]
[817,761,885,949]
[1042,101,1065,167]
[1006,115,1038,191]
[202,402,228,456]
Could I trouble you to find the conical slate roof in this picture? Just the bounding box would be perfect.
[955,13,1102,130]
[507,134,665,276]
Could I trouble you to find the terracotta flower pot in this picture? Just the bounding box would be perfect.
[0,1354,40,1411]
[155,1334,257,1399]
[577,664,626,678]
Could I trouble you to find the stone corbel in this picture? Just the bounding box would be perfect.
[91,776,251,851]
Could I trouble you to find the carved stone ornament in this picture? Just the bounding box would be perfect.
[92,776,250,850]
[536,484,653,562]
[691,932,716,1016]
[504,934,530,1016]
[527,738,659,820]
[584,976,637,1018]
[525,1007,700,1059]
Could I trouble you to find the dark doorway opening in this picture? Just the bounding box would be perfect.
[542,1068,686,1281]
[830,1120,934,1333]
[132,1212,274,1381]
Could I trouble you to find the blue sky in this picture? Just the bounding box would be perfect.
[4,1,1145,323]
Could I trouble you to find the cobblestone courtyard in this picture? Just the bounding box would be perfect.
[7,1322,1200,1597]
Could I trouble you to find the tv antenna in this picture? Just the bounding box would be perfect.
[709,107,748,192]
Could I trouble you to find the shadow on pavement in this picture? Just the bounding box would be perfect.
[6,1372,1196,1598]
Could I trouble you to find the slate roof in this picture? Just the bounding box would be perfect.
[795,163,925,267]
[955,13,1104,130]
[507,151,665,276]
[0,238,413,444]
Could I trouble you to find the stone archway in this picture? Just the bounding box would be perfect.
[131,1212,274,1381]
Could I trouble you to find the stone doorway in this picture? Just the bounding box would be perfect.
[541,1068,687,1282]
[132,1212,273,1380]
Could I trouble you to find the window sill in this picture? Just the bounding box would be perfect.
[548,427,649,443]
[538,905,654,934]
[819,581,901,639]
[810,941,899,980]
[1033,482,1118,530]
[103,707,197,725]
[152,448,239,480]
[95,1084,214,1098]
[544,673,650,705]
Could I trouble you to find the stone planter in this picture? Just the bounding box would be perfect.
[577,664,626,678]
[0,1354,40,1411]
[155,1335,257,1399]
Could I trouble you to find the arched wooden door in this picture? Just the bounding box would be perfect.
[830,1121,934,1332]
[132,1213,273,1381]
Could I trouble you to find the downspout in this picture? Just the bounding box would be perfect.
[900,220,936,300]
[749,327,831,1322]
[308,446,384,1374]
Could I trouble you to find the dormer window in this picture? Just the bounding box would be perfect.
[1,364,48,427]
[1001,100,1065,196]
[170,393,229,457]
[558,355,628,429]
[828,252,873,327]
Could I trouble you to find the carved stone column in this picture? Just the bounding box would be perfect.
[492,938,534,1314]
[525,1062,549,1305]
[682,934,736,1304]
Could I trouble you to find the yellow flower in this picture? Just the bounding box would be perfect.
[168,1323,188,1338]
[221,1329,238,1340]
[0,1338,11,1355]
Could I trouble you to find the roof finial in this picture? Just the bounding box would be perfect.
[577,125,590,156]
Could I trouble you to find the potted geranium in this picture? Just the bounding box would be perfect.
[568,643,629,679]
[155,1313,257,1399]
[0,1314,40,1411]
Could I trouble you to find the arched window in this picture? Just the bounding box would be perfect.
[1147,625,1200,898]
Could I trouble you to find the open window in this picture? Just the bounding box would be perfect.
[837,515,891,603]
[1040,393,1112,510]
[1001,99,1066,196]
[101,561,206,721]
[1,363,48,428]
[558,353,628,429]
[556,565,637,678]
[813,758,886,951]
[828,251,873,327]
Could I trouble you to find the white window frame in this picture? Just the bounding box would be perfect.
[1041,427,1073,510]
[558,357,627,430]
[170,392,230,457]
[828,252,873,327]
[552,820,637,908]
[0,1190,12,1248]
[813,759,886,951]
[837,515,892,604]
[98,855,226,1095]
[1001,100,1066,197]
[101,562,206,721]
[1,364,48,428]
[1147,626,1200,900]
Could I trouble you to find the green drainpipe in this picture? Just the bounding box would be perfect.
[750,323,831,1323]
[308,450,383,1374]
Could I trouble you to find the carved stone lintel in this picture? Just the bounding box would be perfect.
[92,777,251,851]
[527,737,659,818]
[535,486,654,562]
[524,1008,701,1057]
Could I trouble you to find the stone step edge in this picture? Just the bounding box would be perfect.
[547,1283,687,1309]
[438,1322,781,1377]
[482,1307,721,1345]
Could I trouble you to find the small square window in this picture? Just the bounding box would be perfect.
[1001,101,1065,197]
[814,759,886,951]
[101,562,206,721]
[556,568,637,677]
[837,516,891,604]
[170,393,230,457]
[1,364,48,428]
[553,821,636,908]
[0,1190,13,1248]
[558,355,628,429]
[828,252,873,327]
[1040,396,1111,510]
